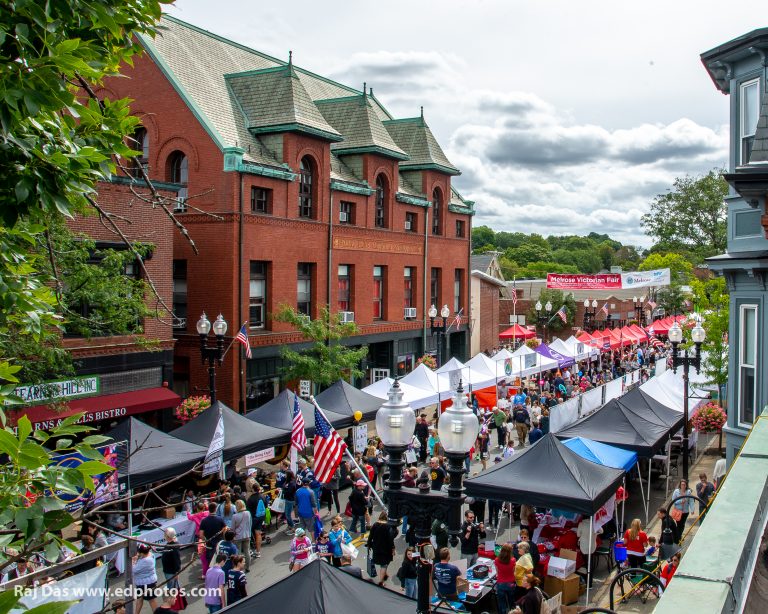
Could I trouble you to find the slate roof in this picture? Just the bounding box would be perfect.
[398,173,426,199]
[316,94,407,159]
[471,254,495,273]
[383,116,460,175]
[226,64,342,141]
[141,16,389,163]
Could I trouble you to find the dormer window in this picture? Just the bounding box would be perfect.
[740,78,760,165]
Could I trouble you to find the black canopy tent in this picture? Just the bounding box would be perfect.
[171,401,287,461]
[245,389,347,436]
[464,434,625,516]
[221,559,441,614]
[314,379,383,425]
[107,418,207,488]
[554,390,682,456]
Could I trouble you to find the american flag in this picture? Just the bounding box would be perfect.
[291,393,307,452]
[312,406,347,484]
[600,302,609,317]
[235,323,252,359]
[556,305,568,323]
[447,308,463,332]
[648,334,665,349]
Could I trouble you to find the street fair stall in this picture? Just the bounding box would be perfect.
[225,559,428,614]
[534,342,574,369]
[464,434,625,605]
[171,401,287,461]
[314,379,383,425]
[498,323,536,340]
[246,389,347,436]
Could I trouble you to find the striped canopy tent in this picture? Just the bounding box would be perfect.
[499,323,536,340]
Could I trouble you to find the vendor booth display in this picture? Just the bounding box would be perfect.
[171,401,286,461]
[314,379,383,424]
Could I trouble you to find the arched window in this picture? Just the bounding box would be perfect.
[375,174,388,228]
[432,188,442,235]
[130,127,149,178]
[167,151,188,202]
[299,156,315,218]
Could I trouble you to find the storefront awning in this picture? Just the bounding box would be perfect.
[10,387,181,430]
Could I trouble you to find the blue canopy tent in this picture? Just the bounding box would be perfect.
[562,436,644,527]
[562,436,637,471]
[534,343,574,369]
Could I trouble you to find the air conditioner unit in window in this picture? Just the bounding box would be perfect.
[404,220,412,231]
[298,314,311,325]
[509,315,515,324]
[404,307,417,319]
[339,211,349,223]
[173,198,187,213]
[339,311,355,323]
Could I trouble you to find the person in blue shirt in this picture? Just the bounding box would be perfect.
[528,421,544,445]
[295,479,318,534]
[512,389,527,406]
[433,547,462,601]
[217,530,239,575]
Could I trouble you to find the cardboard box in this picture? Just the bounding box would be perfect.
[544,573,580,605]
[456,577,469,594]
[547,550,576,580]
[560,606,585,614]
[162,507,176,519]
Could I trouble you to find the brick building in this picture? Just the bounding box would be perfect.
[101,16,474,412]
[9,178,181,432]
[469,254,505,356]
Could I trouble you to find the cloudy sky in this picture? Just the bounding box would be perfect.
[167,1,762,246]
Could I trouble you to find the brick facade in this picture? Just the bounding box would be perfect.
[100,27,473,412]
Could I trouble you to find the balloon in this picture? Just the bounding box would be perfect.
[353,410,363,422]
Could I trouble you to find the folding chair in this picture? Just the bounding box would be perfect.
[430,575,469,612]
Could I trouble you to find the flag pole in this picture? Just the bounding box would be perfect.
[309,395,386,509]
[220,321,249,360]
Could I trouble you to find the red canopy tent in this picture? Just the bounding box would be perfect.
[595,329,619,349]
[499,323,536,339]
[629,324,648,340]
[620,326,643,344]
[577,331,600,347]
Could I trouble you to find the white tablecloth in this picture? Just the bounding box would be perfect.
[111,514,196,574]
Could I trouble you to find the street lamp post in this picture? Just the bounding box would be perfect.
[196,312,228,405]
[583,299,598,332]
[428,304,451,367]
[535,300,552,342]
[377,380,477,614]
[668,320,706,482]
[633,295,646,327]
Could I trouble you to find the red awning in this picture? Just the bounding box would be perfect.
[499,324,536,339]
[10,387,181,430]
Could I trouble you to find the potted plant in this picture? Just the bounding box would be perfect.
[692,401,727,454]
[175,395,211,424]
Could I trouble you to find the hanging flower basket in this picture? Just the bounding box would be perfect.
[175,395,211,424]
[692,401,727,433]
[417,354,437,370]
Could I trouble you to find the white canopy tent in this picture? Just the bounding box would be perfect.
[435,357,496,391]
[466,352,502,383]
[564,335,600,360]
[361,376,438,409]
[508,344,559,377]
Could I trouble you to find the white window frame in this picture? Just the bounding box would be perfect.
[738,303,758,427]
[740,78,760,165]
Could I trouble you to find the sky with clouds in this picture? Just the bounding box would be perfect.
[167,1,764,246]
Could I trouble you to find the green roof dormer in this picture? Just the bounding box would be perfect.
[225,54,343,142]
[316,90,409,160]
[383,110,460,175]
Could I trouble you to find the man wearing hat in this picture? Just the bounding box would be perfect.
[295,478,318,533]
[348,479,370,534]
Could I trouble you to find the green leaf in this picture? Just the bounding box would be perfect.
[0,590,22,614]
[0,429,20,458]
[16,415,31,443]
[76,460,113,476]
[26,601,77,614]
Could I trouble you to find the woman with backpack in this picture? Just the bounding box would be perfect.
[246,485,266,559]
[397,546,419,599]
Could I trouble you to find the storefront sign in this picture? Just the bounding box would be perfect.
[245,448,275,465]
[13,376,100,405]
[28,407,127,432]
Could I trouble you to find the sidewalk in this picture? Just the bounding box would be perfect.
[585,442,720,612]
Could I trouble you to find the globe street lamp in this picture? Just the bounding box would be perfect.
[633,295,646,327]
[535,300,553,342]
[583,299,598,332]
[428,303,451,367]
[378,380,477,614]
[668,320,706,482]
[197,312,228,405]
